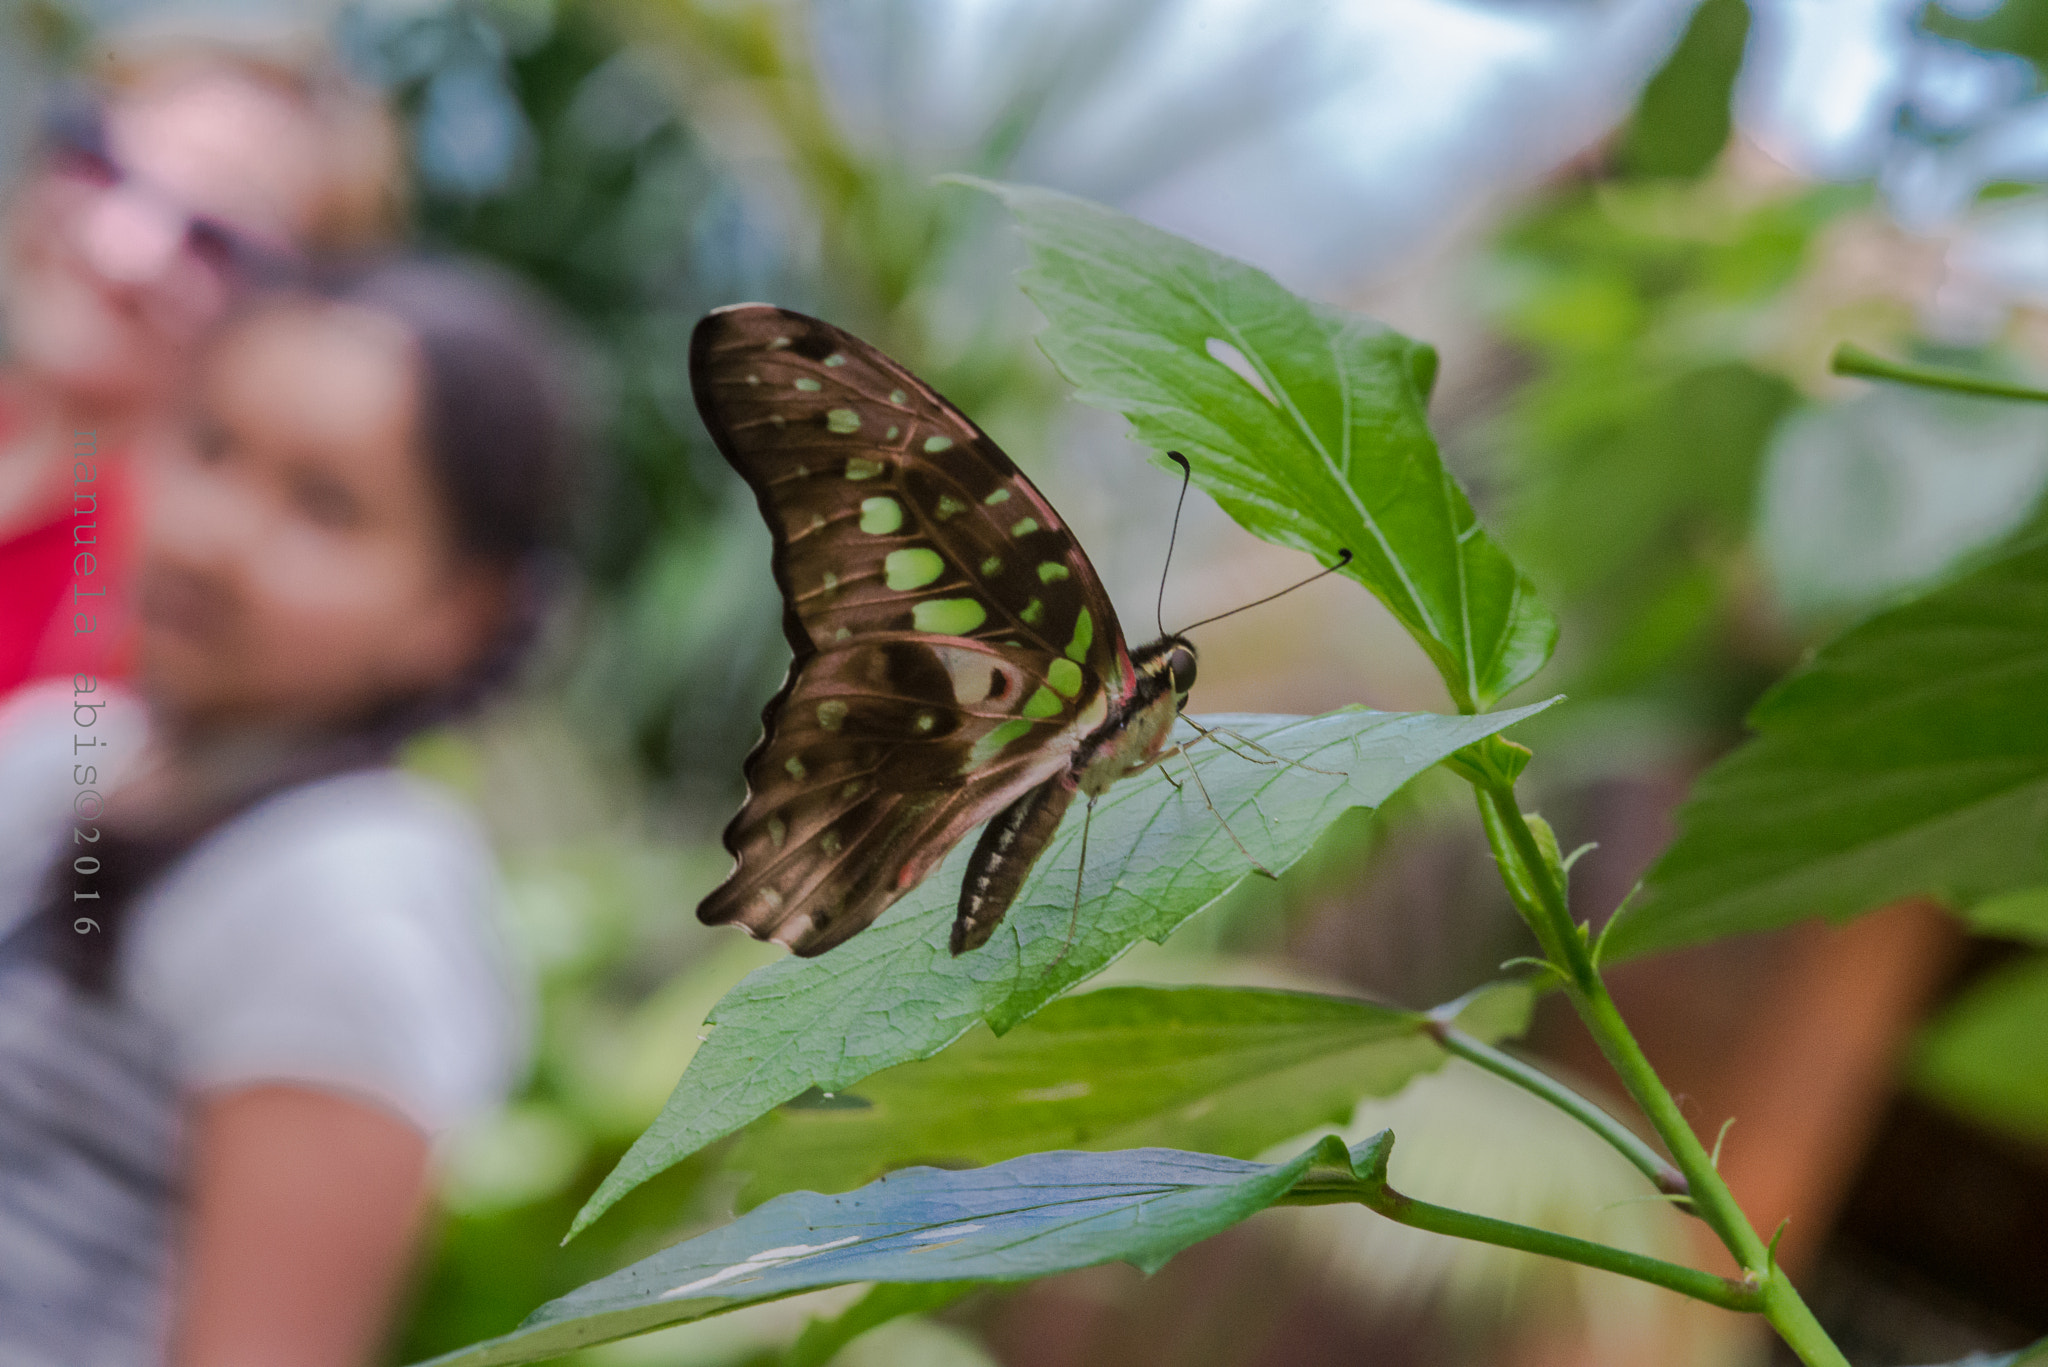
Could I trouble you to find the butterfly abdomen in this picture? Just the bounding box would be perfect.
[954,775,1078,954]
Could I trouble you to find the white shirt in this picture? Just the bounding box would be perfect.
[0,680,529,1364]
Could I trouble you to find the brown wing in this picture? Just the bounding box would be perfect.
[691,304,1134,954]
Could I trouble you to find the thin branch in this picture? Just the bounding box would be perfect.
[1282,1177,1760,1313]
[1424,1017,1690,1202]
[1832,343,2048,403]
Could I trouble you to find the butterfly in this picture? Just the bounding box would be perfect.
[689,303,1212,958]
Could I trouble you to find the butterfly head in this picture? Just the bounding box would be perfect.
[1135,634,1199,706]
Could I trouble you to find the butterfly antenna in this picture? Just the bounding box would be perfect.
[1156,452,1194,637]
[1175,548,1353,635]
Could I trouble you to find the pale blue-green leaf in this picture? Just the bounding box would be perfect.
[572,702,1550,1236]
[417,1137,1371,1367]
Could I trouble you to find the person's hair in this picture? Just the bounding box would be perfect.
[42,256,583,991]
[334,257,582,723]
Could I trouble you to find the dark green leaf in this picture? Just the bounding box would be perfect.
[1605,538,2048,959]
[957,177,1554,712]
[416,1136,1377,1367]
[572,703,1550,1236]
[728,982,1533,1209]
[1909,954,2048,1147]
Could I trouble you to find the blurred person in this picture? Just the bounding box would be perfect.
[0,46,400,693]
[0,258,575,1366]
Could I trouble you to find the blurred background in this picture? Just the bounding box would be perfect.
[6,0,2048,1362]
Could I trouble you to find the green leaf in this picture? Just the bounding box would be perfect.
[1909,954,2048,1147]
[1605,538,2048,959]
[955,177,1554,712]
[571,703,1550,1236]
[1963,886,2048,946]
[728,982,1533,1209]
[782,1281,979,1367]
[414,1136,1378,1367]
[1614,0,1748,180]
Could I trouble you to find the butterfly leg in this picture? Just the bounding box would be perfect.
[1179,715,1344,778]
[1173,745,1277,879]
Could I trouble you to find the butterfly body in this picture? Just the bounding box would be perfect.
[690,303,1196,957]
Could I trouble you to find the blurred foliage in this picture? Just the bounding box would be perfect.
[1910,953,2048,1148]
[1479,180,1834,718]
[1614,0,1748,180]
[1921,0,2048,75]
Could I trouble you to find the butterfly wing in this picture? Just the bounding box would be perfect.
[692,304,1134,954]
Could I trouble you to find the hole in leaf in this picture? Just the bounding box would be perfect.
[1206,337,1277,405]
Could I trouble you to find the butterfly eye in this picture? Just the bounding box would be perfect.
[1166,644,1197,695]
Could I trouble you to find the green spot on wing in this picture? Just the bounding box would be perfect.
[1038,561,1070,583]
[889,389,907,404]
[845,457,886,481]
[913,599,988,635]
[816,700,848,731]
[935,495,966,520]
[785,755,807,780]
[859,497,903,535]
[984,489,1011,505]
[1066,608,1093,663]
[794,377,821,391]
[966,717,1033,769]
[981,555,1003,576]
[827,408,860,433]
[824,353,847,366]
[924,435,955,453]
[1022,686,1064,719]
[1021,598,1045,626]
[1012,518,1040,537]
[1047,658,1083,698]
[885,548,946,590]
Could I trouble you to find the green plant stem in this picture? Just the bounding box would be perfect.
[1283,1173,1760,1312]
[1833,342,2048,403]
[1424,1017,1690,1200]
[1475,780,1851,1367]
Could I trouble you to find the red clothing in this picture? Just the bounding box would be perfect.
[0,410,136,693]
